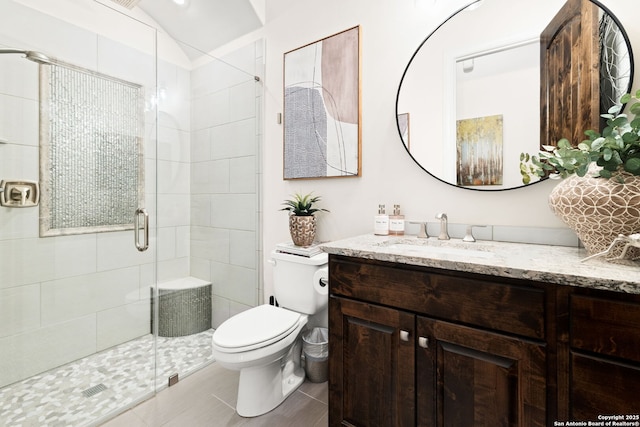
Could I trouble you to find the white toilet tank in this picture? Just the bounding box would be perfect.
[271,250,328,315]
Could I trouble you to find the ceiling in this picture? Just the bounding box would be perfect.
[136,0,263,61]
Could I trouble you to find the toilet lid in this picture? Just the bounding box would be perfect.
[213,304,302,350]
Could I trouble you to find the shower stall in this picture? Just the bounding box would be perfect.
[0,0,263,425]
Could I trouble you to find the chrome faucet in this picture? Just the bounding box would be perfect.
[436,213,450,240]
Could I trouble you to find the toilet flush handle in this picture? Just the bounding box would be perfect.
[267,259,276,266]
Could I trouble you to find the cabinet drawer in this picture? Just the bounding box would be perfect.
[330,256,545,340]
[570,294,640,362]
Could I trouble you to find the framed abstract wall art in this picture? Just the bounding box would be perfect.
[283,26,361,179]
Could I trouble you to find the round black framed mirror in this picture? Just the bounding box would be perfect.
[396,0,634,191]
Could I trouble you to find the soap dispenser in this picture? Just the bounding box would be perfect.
[374,204,389,236]
[389,204,405,236]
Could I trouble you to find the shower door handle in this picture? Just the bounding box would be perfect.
[134,208,149,252]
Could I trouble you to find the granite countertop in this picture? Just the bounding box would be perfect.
[320,234,640,294]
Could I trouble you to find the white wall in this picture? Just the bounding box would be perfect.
[189,42,263,328]
[259,0,640,299]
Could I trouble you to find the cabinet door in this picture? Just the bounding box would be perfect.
[417,317,546,427]
[329,296,415,427]
[569,294,640,418]
[570,352,640,419]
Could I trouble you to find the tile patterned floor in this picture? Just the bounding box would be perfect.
[0,330,215,427]
[100,362,328,427]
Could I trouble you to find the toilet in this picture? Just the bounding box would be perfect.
[212,250,329,417]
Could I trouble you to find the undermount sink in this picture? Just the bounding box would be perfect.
[378,238,496,259]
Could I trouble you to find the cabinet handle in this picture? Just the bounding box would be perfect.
[400,330,410,342]
[419,337,429,349]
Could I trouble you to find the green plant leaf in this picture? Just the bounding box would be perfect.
[630,102,640,116]
[625,157,640,173]
[599,169,612,178]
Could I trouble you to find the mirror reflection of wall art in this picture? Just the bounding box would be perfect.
[39,61,144,236]
[283,26,361,179]
[397,112,410,151]
[456,115,503,187]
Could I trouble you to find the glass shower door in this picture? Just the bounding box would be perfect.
[0,1,159,425]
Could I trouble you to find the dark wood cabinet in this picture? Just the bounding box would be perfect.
[417,317,546,427]
[329,296,415,427]
[328,254,640,427]
[566,291,640,420]
[329,255,548,427]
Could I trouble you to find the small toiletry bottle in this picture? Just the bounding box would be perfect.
[389,204,405,236]
[374,204,389,236]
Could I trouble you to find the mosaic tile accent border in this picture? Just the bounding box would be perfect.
[0,330,214,427]
[39,61,145,237]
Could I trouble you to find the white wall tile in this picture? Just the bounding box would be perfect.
[139,262,155,294]
[41,266,140,325]
[210,194,256,231]
[209,159,231,193]
[190,194,211,227]
[0,95,39,146]
[191,128,211,162]
[211,118,256,159]
[230,230,256,268]
[157,256,189,281]
[96,300,150,351]
[53,234,97,280]
[157,227,177,261]
[0,1,98,71]
[0,315,97,388]
[191,93,216,131]
[191,161,214,194]
[157,125,190,163]
[0,204,39,241]
[229,156,256,193]
[158,60,191,132]
[0,284,40,338]
[0,237,55,289]
[211,262,258,306]
[96,230,154,271]
[176,226,190,259]
[190,257,211,282]
[229,80,256,122]
[157,160,190,195]
[97,36,155,89]
[191,226,230,262]
[157,194,190,227]
[209,89,231,127]
[211,295,230,329]
[0,56,38,100]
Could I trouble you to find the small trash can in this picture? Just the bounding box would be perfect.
[302,327,329,383]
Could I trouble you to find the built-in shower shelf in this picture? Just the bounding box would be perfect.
[151,277,212,337]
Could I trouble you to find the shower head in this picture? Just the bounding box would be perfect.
[24,51,51,64]
[0,48,51,64]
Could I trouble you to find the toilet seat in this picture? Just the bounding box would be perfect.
[213,304,302,353]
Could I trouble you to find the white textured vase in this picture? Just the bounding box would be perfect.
[289,215,316,247]
[548,170,640,257]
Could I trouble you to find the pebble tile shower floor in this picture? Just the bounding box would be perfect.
[0,329,215,427]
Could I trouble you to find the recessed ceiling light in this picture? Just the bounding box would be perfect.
[172,0,189,7]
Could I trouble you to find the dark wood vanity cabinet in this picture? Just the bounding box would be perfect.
[564,290,640,421]
[328,254,640,426]
[328,255,549,427]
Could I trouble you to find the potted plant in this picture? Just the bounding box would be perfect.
[519,90,640,256]
[281,192,329,246]
[520,90,640,183]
